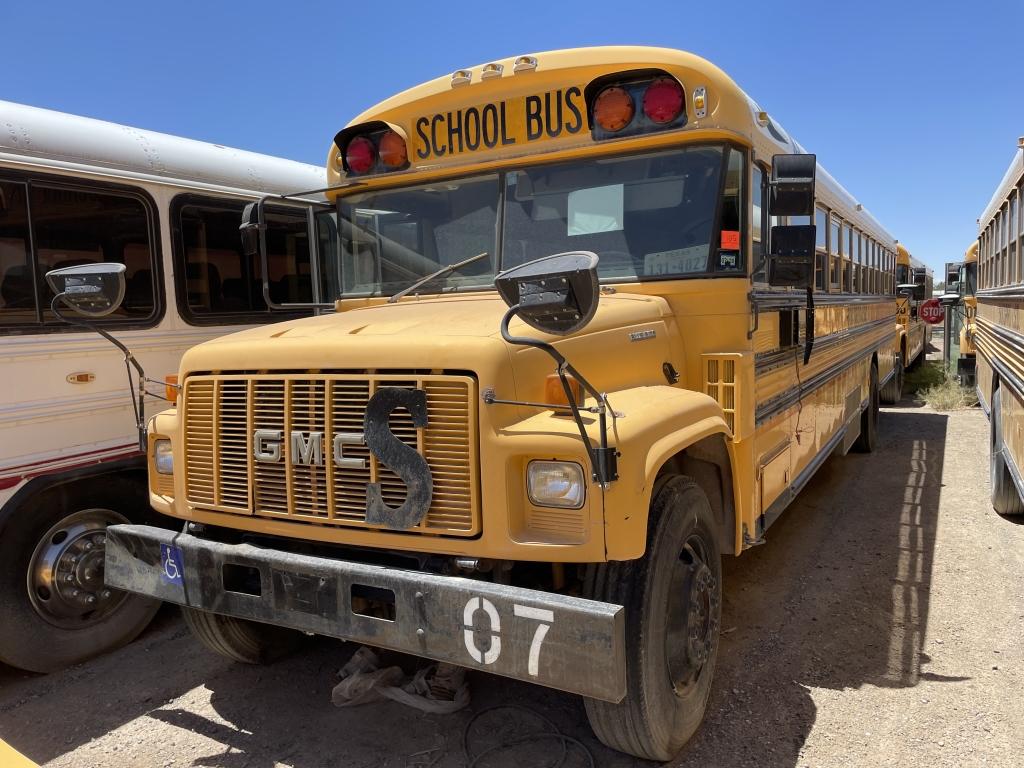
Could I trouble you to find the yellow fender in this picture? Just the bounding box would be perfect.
[599,386,735,560]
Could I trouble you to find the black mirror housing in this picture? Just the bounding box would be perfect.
[494,251,600,336]
[767,225,816,289]
[239,201,262,258]
[45,263,126,318]
[939,292,961,307]
[769,154,816,217]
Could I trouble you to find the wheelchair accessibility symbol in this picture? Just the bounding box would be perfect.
[160,543,184,585]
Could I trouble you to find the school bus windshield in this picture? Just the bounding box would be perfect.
[334,143,742,298]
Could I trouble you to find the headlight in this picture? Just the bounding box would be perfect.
[154,439,173,475]
[527,461,585,509]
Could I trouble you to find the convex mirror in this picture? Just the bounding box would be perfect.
[45,263,126,318]
[495,251,600,336]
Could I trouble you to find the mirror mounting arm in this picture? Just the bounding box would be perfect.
[495,305,618,486]
[51,295,147,452]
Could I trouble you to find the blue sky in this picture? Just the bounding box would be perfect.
[4,0,1022,275]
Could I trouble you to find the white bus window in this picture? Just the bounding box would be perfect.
[0,181,34,327]
[175,197,320,323]
[0,180,158,331]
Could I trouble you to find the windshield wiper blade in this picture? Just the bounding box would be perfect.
[387,251,490,303]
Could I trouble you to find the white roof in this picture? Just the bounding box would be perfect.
[979,145,1024,231]
[0,99,325,196]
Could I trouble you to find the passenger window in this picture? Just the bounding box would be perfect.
[175,196,319,323]
[1,179,157,331]
[751,165,763,276]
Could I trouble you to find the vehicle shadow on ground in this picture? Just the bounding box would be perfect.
[1,408,951,768]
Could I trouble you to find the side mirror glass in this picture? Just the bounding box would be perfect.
[239,201,261,258]
[45,263,126,318]
[896,283,917,297]
[767,225,816,288]
[494,251,599,336]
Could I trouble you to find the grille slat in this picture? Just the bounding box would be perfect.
[183,374,478,536]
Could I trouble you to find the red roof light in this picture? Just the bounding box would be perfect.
[642,78,684,124]
[345,136,376,174]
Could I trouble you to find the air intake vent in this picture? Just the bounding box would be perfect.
[704,353,749,439]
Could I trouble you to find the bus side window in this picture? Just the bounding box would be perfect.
[175,196,314,323]
[751,164,764,281]
[814,206,827,291]
[1,180,158,331]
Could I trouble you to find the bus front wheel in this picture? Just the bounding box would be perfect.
[990,388,1024,516]
[583,476,721,761]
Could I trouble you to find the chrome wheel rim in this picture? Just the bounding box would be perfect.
[27,508,130,628]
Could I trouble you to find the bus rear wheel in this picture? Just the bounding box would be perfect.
[583,476,721,761]
[880,353,904,405]
[990,388,1024,516]
[0,480,161,673]
[852,362,879,453]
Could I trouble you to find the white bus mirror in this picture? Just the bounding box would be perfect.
[45,263,126,318]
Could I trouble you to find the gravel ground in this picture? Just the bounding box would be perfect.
[2,384,1022,767]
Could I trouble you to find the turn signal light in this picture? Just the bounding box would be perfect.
[545,373,583,407]
[593,86,634,132]
[378,130,408,169]
[643,77,684,124]
[345,136,376,174]
[165,374,179,405]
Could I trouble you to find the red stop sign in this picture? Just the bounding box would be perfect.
[920,297,945,325]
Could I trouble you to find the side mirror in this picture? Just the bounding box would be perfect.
[45,263,126,318]
[766,154,817,289]
[939,292,961,307]
[896,283,917,297]
[239,201,262,258]
[494,251,599,336]
[767,226,816,288]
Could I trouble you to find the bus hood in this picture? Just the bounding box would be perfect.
[178,291,678,397]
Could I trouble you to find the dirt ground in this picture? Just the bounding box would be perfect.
[2,372,1023,767]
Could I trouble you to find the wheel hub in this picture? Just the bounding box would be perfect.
[666,537,721,695]
[28,509,129,628]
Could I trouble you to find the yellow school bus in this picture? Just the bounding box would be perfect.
[949,241,978,384]
[95,47,901,760]
[976,142,1024,516]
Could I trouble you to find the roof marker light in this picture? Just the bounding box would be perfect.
[642,78,684,124]
[481,62,503,79]
[451,69,472,87]
[692,85,707,119]
[513,56,538,73]
[593,86,634,132]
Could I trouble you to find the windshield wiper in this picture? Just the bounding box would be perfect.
[387,251,490,303]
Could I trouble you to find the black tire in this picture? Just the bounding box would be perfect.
[0,477,161,673]
[880,353,904,405]
[181,607,307,664]
[852,362,879,453]
[990,388,1024,516]
[583,476,722,761]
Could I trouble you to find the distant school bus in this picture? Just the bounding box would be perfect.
[975,141,1024,516]
[946,240,978,385]
[96,47,902,760]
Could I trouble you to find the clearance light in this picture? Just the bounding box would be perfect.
[692,85,707,119]
[378,130,408,169]
[165,374,179,405]
[527,461,585,509]
[642,78,684,124]
[545,373,583,407]
[345,136,376,174]
[593,86,634,132]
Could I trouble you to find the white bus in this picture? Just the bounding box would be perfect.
[0,100,325,672]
